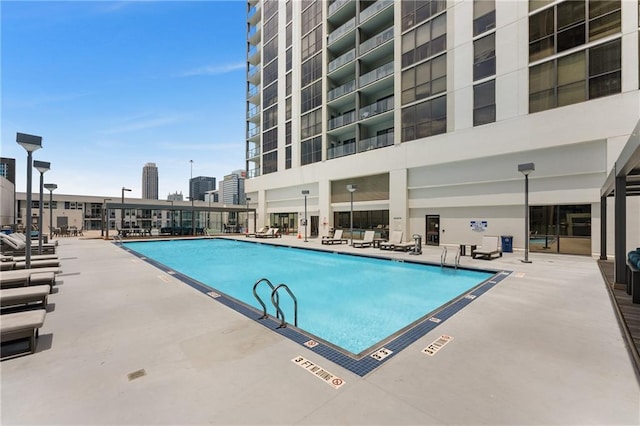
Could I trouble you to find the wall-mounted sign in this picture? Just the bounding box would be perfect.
[470,220,487,232]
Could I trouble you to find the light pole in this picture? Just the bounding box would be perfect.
[166,200,175,235]
[301,190,309,242]
[246,197,251,234]
[346,184,357,246]
[121,187,132,233]
[33,161,50,254]
[44,183,57,240]
[101,198,112,237]
[190,160,195,235]
[518,163,535,263]
[17,133,43,269]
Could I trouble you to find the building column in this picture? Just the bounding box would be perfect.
[389,169,408,237]
[600,196,607,260]
[614,173,627,285]
[318,180,332,238]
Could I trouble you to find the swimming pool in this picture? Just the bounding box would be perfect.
[124,238,501,356]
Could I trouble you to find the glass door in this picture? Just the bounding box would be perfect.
[425,215,440,246]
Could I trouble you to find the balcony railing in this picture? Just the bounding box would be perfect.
[248,65,260,78]
[247,84,259,98]
[246,146,261,158]
[247,104,260,119]
[328,79,356,101]
[248,45,260,59]
[357,132,394,152]
[359,26,394,56]
[328,48,356,73]
[247,126,260,138]
[328,17,355,45]
[359,62,394,87]
[248,5,259,20]
[247,167,261,178]
[328,110,356,130]
[359,96,394,119]
[360,0,394,23]
[328,0,350,17]
[327,140,356,159]
[248,23,260,39]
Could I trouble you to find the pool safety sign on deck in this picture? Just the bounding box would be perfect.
[292,356,345,389]
[422,335,454,356]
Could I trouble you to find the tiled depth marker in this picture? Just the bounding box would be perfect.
[292,356,345,389]
[422,335,454,356]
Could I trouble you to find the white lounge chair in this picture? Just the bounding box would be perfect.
[0,233,56,255]
[353,231,375,248]
[321,229,348,245]
[1,309,47,358]
[1,269,59,291]
[472,236,503,260]
[247,227,267,237]
[380,231,403,250]
[1,285,50,309]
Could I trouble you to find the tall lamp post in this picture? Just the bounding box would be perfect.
[190,160,195,235]
[301,190,309,242]
[121,187,132,233]
[33,161,50,254]
[17,132,43,269]
[101,198,112,237]
[346,184,357,246]
[518,163,535,263]
[44,183,57,240]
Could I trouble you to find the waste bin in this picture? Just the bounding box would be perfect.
[410,234,422,255]
[501,235,513,253]
[459,244,466,256]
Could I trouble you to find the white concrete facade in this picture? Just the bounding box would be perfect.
[245,0,640,256]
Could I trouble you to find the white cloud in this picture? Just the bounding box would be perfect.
[177,62,245,77]
[103,113,190,134]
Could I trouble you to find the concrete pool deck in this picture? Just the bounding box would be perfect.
[2,234,639,425]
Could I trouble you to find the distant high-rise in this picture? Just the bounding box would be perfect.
[142,163,158,200]
[221,170,246,205]
[167,191,184,201]
[189,176,216,201]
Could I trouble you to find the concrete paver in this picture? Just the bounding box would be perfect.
[2,235,639,425]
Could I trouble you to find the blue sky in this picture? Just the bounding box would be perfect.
[1,0,247,199]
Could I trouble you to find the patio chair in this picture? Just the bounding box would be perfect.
[1,285,49,309]
[321,229,348,245]
[353,230,375,248]
[472,236,503,260]
[380,231,403,250]
[1,269,59,292]
[1,309,47,358]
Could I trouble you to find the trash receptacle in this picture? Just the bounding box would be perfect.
[459,244,466,256]
[501,235,513,253]
[410,234,422,255]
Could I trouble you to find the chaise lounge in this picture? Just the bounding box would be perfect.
[321,229,348,245]
[1,309,47,358]
[352,230,375,248]
[472,236,503,260]
[379,231,403,250]
[1,285,50,309]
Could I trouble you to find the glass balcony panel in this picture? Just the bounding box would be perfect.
[247,168,261,178]
[360,0,393,23]
[327,141,356,159]
[328,0,350,17]
[248,65,260,78]
[357,132,394,152]
[247,105,260,119]
[328,110,356,130]
[328,48,356,73]
[247,126,260,138]
[246,146,261,158]
[328,80,356,101]
[359,96,394,119]
[247,85,260,98]
[359,27,394,56]
[328,17,356,45]
[359,62,394,87]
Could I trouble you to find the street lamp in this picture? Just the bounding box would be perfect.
[346,184,357,246]
[121,187,132,233]
[44,183,57,240]
[165,200,175,235]
[518,162,535,263]
[33,161,50,254]
[301,190,309,242]
[101,198,112,237]
[190,160,195,235]
[17,132,43,268]
[246,197,251,235]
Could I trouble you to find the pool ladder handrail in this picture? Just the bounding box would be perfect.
[454,247,461,269]
[252,278,281,320]
[440,246,447,267]
[271,284,298,328]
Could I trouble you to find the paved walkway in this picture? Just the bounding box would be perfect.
[2,235,639,425]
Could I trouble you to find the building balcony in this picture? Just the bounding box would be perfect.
[327,140,356,160]
[359,96,394,120]
[247,126,260,139]
[247,84,260,100]
[328,79,356,101]
[246,146,261,160]
[359,62,394,88]
[247,167,261,179]
[328,110,356,130]
[328,0,350,17]
[328,17,355,45]
[248,5,260,25]
[248,23,261,44]
[357,132,394,153]
[248,45,261,64]
[328,48,356,74]
[246,104,260,120]
[359,26,393,56]
[360,0,394,24]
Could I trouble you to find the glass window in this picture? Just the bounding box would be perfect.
[401,0,445,31]
[285,145,292,169]
[473,0,495,36]
[285,121,292,145]
[301,0,322,35]
[263,60,278,86]
[401,95,446,142]
[301,25,322,61]
[529,8,554,61]
[262,151,278,175]
[529,61,555,113]
[557,51,586,106]
[264,82,278,108]
[301,109,322,139]
[301,80,322,113]
[301,136,322,165]
[401,54,446,105]
[588,39,621,99]
[473,80,496,126]
[301,53,322,87]
[262,128,278,152]
[473,33,496,81]
[263,105,278,130]
[264,14,278,42]
[286,47,292,72]
[286,72,292,96]
[402,13,447,68]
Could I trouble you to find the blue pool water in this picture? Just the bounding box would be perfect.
[124,239,494,355]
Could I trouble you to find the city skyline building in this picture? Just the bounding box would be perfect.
[142,162,159,200]
[189,176,216,201]
[244,0,640,251]
[167,191,184,202]
[220,169,246,205]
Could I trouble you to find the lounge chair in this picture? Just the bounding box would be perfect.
[264,228,281,238]
[353,230,375,248]
[2,258,61,270]
[1,285,49,309]
[0,233,56,255]
[380,231,403,250]
[321,229,348,245]
[1,254,59,262]
[1,309,46,358]
[254,227,271,238]
[472,236,503,260]
[1,269,59,292]
[247,227,267,237]
[393,239,417,252]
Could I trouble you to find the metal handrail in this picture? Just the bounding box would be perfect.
[454,247,461,269]
[271,284,298,328]
[440,246,447,267]
[253,278,280,320]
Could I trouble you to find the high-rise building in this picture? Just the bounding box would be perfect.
[220,170,246,205]
[167,191,184,201]
[244,0,639,254]
[142,162,158,200]
[189,176,216,201]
